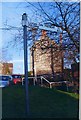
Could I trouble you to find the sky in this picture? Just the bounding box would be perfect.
[0,1,59,74]
[0,2,34,74]
[0,1,56,74]
[0,1,80,74]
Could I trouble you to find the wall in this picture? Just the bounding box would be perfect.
[30,35,63,76]
[0,63,13,75]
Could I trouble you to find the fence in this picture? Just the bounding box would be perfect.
[22,76,69,91]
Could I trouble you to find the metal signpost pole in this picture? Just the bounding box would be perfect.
[22,13,29,117]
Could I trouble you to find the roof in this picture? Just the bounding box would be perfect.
[30,35,59,50]
[2,63,13,67]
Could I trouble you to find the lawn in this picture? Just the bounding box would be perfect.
[2,84,79,119]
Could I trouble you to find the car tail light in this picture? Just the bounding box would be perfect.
[14,81,17,84]
[15,81,17,84]
[13,80,17,84]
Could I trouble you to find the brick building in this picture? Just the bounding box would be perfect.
[30,30,64,76]
[0,63,3,74]
[0,63,13,75]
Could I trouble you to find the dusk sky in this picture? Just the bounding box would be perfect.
[1,1,58,74]
[1,2,23,74]
[0,0,79,74]
[1,2,37,74]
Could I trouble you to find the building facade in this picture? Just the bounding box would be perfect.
[0,63,13,75]
[30,30,64,76]
[0,63,3,74]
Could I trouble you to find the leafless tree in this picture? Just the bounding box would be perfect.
[1,2,80,74]
[26,2,80,64]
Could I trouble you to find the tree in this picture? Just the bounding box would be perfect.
[1,2,80,74]
[4,64,11,75]
[0,47,12,63]
[27,2,80,64]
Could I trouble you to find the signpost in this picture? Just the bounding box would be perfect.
[22,13,29,116]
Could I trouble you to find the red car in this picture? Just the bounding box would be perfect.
[12,74,22,84]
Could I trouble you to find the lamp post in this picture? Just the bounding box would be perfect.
[22,13,29,116]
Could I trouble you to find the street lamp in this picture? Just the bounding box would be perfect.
[22,13,29,116]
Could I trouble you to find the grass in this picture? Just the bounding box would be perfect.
[2,84,79,118]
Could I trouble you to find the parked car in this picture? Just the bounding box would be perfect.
[0,75,12,88]
[12,74,22,84]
